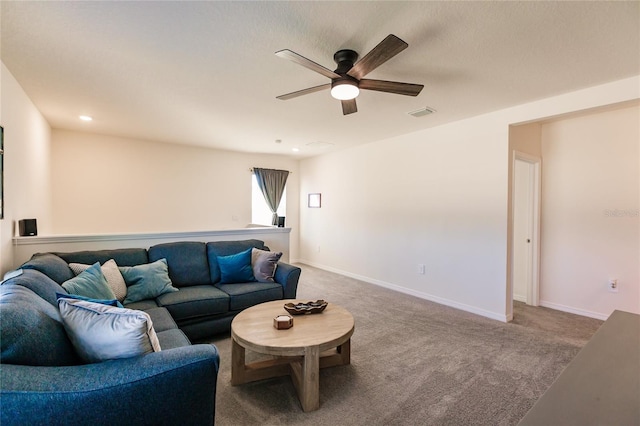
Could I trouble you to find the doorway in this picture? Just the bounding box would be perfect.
[511,152,541,308]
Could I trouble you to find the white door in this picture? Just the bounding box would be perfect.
[512,156,540,306]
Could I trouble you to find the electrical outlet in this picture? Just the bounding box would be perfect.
[418,264,425,275]
[608,279,619,293]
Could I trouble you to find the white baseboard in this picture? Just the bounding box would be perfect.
[298,260,509,323]
[539,300,610,321]
[513,294,527,303]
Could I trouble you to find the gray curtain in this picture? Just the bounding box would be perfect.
[253,168,289,225]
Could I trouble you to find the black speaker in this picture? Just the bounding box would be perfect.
[18,219,37,237]
[277,216,285,228]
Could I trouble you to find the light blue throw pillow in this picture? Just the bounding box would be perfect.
[119,259,179,304]
[61,262,117,301]
[58,298,161,363]
[217,248,255,284]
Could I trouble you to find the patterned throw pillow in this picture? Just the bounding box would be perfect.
[58,298,161,363]
[69,259,127,302]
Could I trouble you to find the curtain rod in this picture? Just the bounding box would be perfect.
[249,168,292,174]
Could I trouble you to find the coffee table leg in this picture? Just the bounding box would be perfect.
[290,345,321,412]
[300,345,320,412]
[337,338,351,365]
[231,338,246,386]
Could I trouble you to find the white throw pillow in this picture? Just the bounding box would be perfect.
[69,259,127,302]
[58,298,161,363]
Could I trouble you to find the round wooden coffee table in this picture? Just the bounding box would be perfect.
[231,299,355,412]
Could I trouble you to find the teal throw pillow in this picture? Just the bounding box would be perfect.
[218,248,256,284]
[61,262,117,301]
[56,292,124,309]
[119,259,179,304]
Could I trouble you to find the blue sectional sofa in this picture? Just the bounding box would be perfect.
[0,239,301,426]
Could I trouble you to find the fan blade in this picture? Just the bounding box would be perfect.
[276,83,331,100]
[341,99,357,115]
[276,49,341,79]
[347,34,408,80]
[359,79,423,96]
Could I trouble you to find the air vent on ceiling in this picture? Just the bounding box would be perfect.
[407,107,436,117]
[306,141,335,148]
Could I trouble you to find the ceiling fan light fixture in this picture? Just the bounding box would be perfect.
[330,79,359,100]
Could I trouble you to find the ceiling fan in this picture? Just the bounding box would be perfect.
[275,34,424,115]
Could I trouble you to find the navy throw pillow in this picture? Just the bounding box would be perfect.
[56,292,124,308]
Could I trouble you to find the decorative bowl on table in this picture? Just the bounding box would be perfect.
[284,300,328,315]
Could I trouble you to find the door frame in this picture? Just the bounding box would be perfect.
[509,151,542,312]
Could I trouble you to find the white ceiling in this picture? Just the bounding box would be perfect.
[1,1,639,158]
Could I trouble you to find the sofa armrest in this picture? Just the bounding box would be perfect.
[274,262,301,299]
[1,344,219,426]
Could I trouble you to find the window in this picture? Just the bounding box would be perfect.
[251,174,286,225]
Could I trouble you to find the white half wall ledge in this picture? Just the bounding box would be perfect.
[299,259,509,323]
[12,227,291,269]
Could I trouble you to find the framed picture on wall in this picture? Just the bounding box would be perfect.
[308,193,321,208]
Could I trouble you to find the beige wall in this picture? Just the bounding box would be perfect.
[50,129,300,259]
[300,114,511,320]
[0,63,52,275]
[540,104,639,317]
[299,76,639,321]
[509,123,542,157]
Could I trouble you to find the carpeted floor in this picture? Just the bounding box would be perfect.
[204,264,603,426]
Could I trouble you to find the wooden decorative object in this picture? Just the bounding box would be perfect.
[284,300,328,315]
[273,314,293,329]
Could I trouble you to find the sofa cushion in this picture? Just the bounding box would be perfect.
[156,328,192,350]
[156,285,229,322]
[1,268,65,307]
[216,282,283,311]
[58,298,162,364]
[149,242,211,287]
[206,240,266,284]
[0,284,79,366]
[125,299,159,311]
[69,259,128,302]
[62,262,117,301]
[252,248,283,283]
[218,248,255,284]
[56,248,149,267]
[120,259,179,304]
[21,253,74,285]
[144,307,178,333]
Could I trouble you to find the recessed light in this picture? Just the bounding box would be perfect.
[292,147,300,152]
[79,115,93,121]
